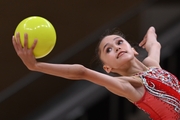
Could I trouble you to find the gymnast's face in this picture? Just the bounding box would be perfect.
[99,35,137,73]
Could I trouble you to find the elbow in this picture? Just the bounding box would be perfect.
[71,64,86,80]
[76,64,86,77]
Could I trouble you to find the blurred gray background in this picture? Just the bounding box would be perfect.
[0,0,180,120]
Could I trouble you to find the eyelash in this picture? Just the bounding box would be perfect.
[106,47,112,53]
[117,40,123,45]
[105,40,123,53]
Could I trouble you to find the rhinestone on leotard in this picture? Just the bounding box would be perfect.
[138,68,180,114]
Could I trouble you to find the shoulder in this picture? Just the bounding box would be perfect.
[107,76,144,101]
[118,76,143,88]
[83,68,144,102]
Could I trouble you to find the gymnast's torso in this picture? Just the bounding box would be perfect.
[134,67,180,120]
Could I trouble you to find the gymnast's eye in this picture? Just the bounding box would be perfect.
[106,47,112,53]
[117,40,123,45]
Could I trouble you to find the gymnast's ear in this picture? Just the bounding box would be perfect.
[103,65,112,73]
[132,47,139,56]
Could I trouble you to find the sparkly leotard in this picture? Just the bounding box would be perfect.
[134,67,180,120]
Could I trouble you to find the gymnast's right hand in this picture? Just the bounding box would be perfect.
[12,33,38,71]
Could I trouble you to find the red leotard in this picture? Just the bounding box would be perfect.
[134,67,180,120]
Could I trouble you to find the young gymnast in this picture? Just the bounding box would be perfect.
[12,27,180,120]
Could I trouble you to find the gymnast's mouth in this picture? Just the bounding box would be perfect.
[117,51,127,58]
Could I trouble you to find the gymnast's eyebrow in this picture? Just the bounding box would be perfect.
[103,37,120,51]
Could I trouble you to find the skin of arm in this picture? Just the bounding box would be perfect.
[12,33,87,80]
[34,62,142,101]
[139,26,161,68]
[12,33,143,102]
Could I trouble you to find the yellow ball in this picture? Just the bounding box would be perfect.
[14,16,56,59]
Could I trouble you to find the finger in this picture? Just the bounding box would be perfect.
[24,33,28,49]
[15,32,20,41]
[149,26,155,32]
[142,45,145,49]
[139,34,147,46]
[31,39,38,50]
[12,36,19,52]
[14,33,23,49]
[15,32,22,45]
[139,39,146,47]
[140,43,146,48]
